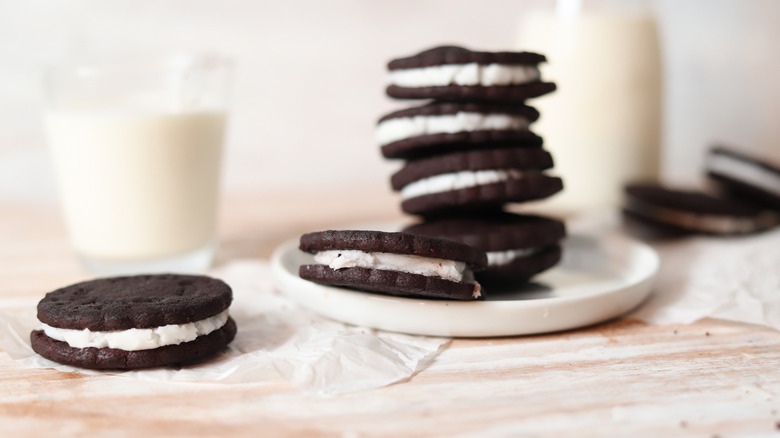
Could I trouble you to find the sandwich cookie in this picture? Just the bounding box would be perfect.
[404,212,566,286]
[707,146,780,210]
[299,230,487,300]
[391,147,563,216]
[377,101,543,159]
[386,46,556,102]
[623,183,780,235]
[31,274,237,370]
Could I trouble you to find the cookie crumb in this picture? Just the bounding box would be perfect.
[705,331,710,336]
[673,330,678,335]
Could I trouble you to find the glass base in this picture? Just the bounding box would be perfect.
[79,242,216,277]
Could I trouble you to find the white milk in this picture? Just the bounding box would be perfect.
[517,12,661,213]
[46,110,226,261]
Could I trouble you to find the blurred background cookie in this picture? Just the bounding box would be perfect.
[623,183,780,235]
[707,146,780,211]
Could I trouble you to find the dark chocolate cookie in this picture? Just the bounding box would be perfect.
[386,46,556,102]
[31,274,236,370]
[377,101,542,159]
[299,230,487,300]
[404,212,566,285]
[391,148,563,216]
[707,146,780,210]
[623,183,780,235]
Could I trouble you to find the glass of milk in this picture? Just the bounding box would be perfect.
[45,54,231,275]
[517,0,662,214]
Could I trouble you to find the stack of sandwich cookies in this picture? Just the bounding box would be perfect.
[299,230,487,300]
[404,212,566,286]
[377,45,565,286]
[31,274,237,370]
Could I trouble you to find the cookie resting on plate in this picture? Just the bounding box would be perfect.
[404,211,566,286]
[298,230,487,300]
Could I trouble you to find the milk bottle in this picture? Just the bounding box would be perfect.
[517,0,662,213]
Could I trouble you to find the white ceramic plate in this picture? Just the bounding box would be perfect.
[270,229,659,337]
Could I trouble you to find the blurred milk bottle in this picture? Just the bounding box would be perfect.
[517,0,661,213]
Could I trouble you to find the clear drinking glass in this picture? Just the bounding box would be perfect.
[44,54,231,275]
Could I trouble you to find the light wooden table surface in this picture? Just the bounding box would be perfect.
[2,192,779,438]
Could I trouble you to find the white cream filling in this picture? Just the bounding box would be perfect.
[486,247,541,266]
[376,113,529,146]
[39,310,229,351]
[400,169,539,200]
[388,63,540,88]
[314,250,467,283]
[709,153,780,197]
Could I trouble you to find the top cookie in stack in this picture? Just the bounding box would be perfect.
[378,45,565,287]
[385,45,556,103]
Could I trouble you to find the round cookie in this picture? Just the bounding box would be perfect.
[623,183,780,235]
[391,147,563,216]
[299,230,487,300]
[707,146,780,211]
[377,101,543,159]
[31,274,237,370]
[386,46,556,102]
[404,212,566,286]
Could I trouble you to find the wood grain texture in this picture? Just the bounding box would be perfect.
[2,192,779,437]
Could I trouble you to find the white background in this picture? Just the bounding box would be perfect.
[0,0,778,202]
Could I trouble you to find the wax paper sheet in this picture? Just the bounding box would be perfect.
[0,260,448,394]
